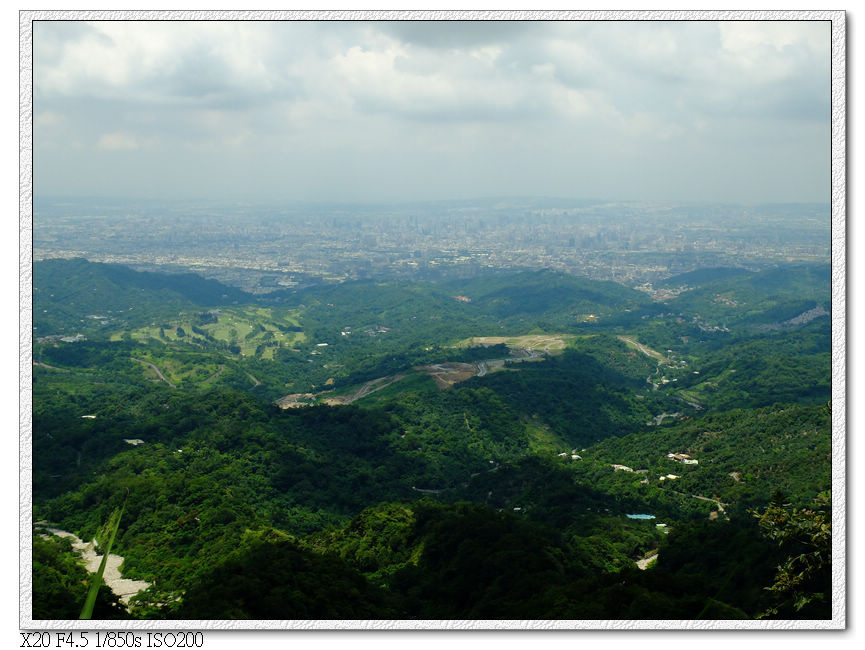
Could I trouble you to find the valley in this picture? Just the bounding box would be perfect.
[30,258,832,621]
[27,16,837,627]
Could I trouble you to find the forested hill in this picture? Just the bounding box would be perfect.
[663,263,831,329]
[34,258,252,335]
[657,266,755,288]
[441,269,652,319]
[31,258,832,621]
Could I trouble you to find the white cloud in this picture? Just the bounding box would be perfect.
[717,21,830,84]
[35,111,64,126]
[97,131,142,151]
[327,37,533,121]
[32,19,832,203]
[36,21,287,104]
[549,86,604,119]
[719,21,828,54]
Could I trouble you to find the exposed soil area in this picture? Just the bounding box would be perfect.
[414,362,478,389]
[636,552,659,570]
[274,393,316,408]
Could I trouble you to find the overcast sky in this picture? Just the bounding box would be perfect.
[32,19,831,204]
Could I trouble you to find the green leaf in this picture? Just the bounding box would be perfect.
[79,497,126,620]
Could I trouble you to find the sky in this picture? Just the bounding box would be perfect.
[32,18,832,205]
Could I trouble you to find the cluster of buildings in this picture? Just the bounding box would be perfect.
[603,450,700,483]
[35,199,830,292]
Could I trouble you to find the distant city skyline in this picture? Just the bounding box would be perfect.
[33,18,831,205]
[34,196,829,292]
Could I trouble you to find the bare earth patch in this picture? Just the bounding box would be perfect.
[636,552,659,570]
[414,362,478,389]
[274,393,316,408]
[456,334,574,354]
[37,524,151,605]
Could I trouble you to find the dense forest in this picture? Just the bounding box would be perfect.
[31,258,833,621]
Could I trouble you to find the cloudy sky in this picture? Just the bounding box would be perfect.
[32,19,831,204]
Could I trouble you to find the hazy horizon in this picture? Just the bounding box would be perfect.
[33,193,832,210]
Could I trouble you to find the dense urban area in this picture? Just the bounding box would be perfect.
[34,197,829,290]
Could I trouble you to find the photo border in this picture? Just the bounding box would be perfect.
[19,8,847,632]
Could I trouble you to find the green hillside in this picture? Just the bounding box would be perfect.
[657,266,755,289]
[445,269,652,326]
[664,263,830,329]
[30,259,833,621]
[34,258,251,336]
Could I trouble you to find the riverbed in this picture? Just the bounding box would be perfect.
[36,523,151,606]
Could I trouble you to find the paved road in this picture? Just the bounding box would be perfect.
[131,357,176,388]
[667,488,730,520]
[282,349,547,409]
[693,494,729,519]
[618,335,668,362]
[203,364,225,382]
[636,552,659,570]
[33,361,69,372]
[342,374,408,403]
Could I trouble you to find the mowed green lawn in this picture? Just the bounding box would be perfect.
[112,306,306,359]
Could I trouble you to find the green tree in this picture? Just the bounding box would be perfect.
[751,491,831,618]
[33,535,127,620]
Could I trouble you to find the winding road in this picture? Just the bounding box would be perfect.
[666,488,730,520]
[130,357,176,388]
[323,374,408,405]
[276,347,549,409]
[203,364,225,383]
